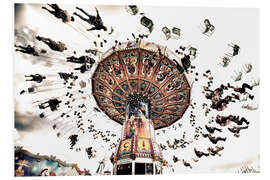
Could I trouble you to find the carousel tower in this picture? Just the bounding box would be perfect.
[92,40,191,175]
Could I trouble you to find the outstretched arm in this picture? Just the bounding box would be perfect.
[87,26,98,31]
[42,6,49,11]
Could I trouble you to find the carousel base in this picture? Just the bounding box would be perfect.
[113,158,162,175]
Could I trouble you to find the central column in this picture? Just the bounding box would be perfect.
[123,96,152,141]
[111,93,164,175]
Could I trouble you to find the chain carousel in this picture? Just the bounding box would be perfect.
[92,40,192,175]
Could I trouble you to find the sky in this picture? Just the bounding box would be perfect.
[14,4,259,174]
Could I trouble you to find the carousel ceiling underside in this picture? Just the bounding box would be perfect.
[92,41,191,129]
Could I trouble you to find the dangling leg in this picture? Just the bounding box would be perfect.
[217,137,226,142]
[16,49,28,54]
[38,37,53,47]
[76,7,93,19]
[73,12,88,22]
[95,7,101,20]
[42,7,56,16]
[242,83,253,91]
[48,4,60,11]
[15,45,26,49]
[239,117,249,125]
[25,75,35,81]
[36,36,51,45]
[39,101,50,109]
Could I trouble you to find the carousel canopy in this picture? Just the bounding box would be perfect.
[92,40,191,129]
